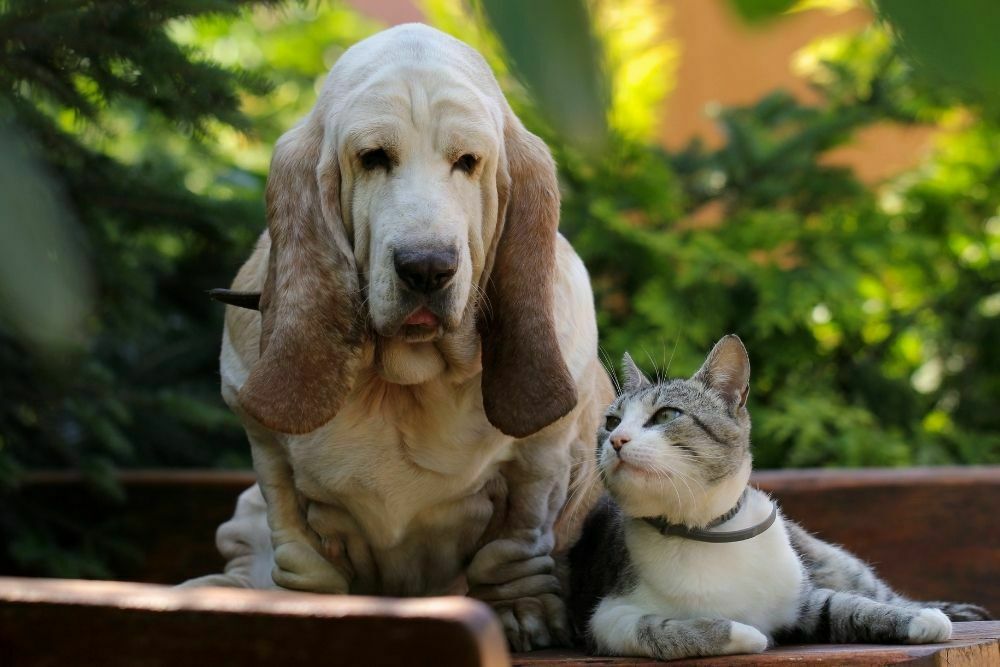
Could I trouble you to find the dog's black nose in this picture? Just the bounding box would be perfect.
[394,247,458,294]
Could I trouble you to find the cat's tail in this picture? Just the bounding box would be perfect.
[921,601,992,621]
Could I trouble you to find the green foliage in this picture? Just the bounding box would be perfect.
[565,21,1000,468]
[0,0,383,577]
[478,0,608,153]
[725,0,798,25]
[877,0,1000,111]
[1,1,998,578]
[0,0,289,576]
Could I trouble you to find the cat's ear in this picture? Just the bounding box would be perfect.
[693,334,750,409]
[621,352,653,393]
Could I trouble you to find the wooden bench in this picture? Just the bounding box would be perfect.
[2,466,997,665]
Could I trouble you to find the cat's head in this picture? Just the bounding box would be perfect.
[597,334,753,526]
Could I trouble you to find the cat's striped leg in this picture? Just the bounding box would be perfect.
[795,587,952,645]
[588,598,768,660]
[786,522,899,603]
[786,522,991,621]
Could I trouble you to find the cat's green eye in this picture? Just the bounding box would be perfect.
[605,415,621,430]
[652,407,681,425]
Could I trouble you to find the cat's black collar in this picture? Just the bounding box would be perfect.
[640,489,778,543]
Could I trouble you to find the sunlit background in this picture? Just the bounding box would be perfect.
[0,0,998,577]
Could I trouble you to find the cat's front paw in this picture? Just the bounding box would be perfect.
[907,608,952,644]
[492,594,571,652]
[722,621,769,655]
[272,540,350,593]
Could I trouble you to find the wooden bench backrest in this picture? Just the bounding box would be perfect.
[4,467,998,614]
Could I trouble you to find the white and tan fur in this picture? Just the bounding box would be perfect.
[181,25,613,651]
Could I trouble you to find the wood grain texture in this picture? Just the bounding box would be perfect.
[510,622,1000,666]
[9,467,996,615]
[0,577,510,667]
[754,467,999,615]
[0,578,995,667]
[2,468,999,666]
[2,470,257,584]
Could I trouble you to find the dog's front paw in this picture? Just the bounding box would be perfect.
[272,540,350,593]
[493,594,571,652]
[907,608,952,644]
[722,621,769,655]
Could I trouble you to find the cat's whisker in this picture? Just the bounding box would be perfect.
[643,459,685,512]
[653,461,694,501]
[599,346,622,394]
[644,454,708,511]
[664,328,681,377]
[670,466,707,505]
[673,472,698,509]
[641,345,662,385]
[565,464,601,514]
[672,450,730,462]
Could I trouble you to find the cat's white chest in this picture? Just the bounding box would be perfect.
[625,498,804,635]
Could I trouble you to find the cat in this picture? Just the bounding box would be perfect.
[568,334,989,660]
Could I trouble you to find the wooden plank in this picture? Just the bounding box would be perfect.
[754,467,1000,615]
[752,466,1000,489]
[511,621,1000,666]
[1,577,995,666]
[5,467,997,613]
[3,471,257,584]
[0,577,510,667]
[2,466,999,666]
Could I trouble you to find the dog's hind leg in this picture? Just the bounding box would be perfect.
[177,484,277,589]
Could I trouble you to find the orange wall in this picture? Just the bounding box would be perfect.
[658,0,934,182]
[346,0,934,183]
[659,0,870,147]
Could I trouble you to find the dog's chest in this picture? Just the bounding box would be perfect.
[280,377,514,592]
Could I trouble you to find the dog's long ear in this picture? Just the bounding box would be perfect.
[478,111,578,438]
[238,119,363,435]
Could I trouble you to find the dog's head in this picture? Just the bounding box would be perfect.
[237,25,577,438]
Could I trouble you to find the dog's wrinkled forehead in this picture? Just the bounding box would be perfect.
[339,76,500,151]
[323,24,504,129]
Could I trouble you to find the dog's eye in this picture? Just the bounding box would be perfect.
[453,153,479,174]
[605,415,621,430]
[360,148,391,172]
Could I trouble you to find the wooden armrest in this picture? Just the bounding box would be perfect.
[2,577,998,666]
[0,577,509,667]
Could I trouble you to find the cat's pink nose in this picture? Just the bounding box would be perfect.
[611,434,631,452]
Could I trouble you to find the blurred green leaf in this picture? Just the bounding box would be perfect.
[877,0,1000,110]
[478,0,609,153]
[0,129,93,351]
[726,0,797,24]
